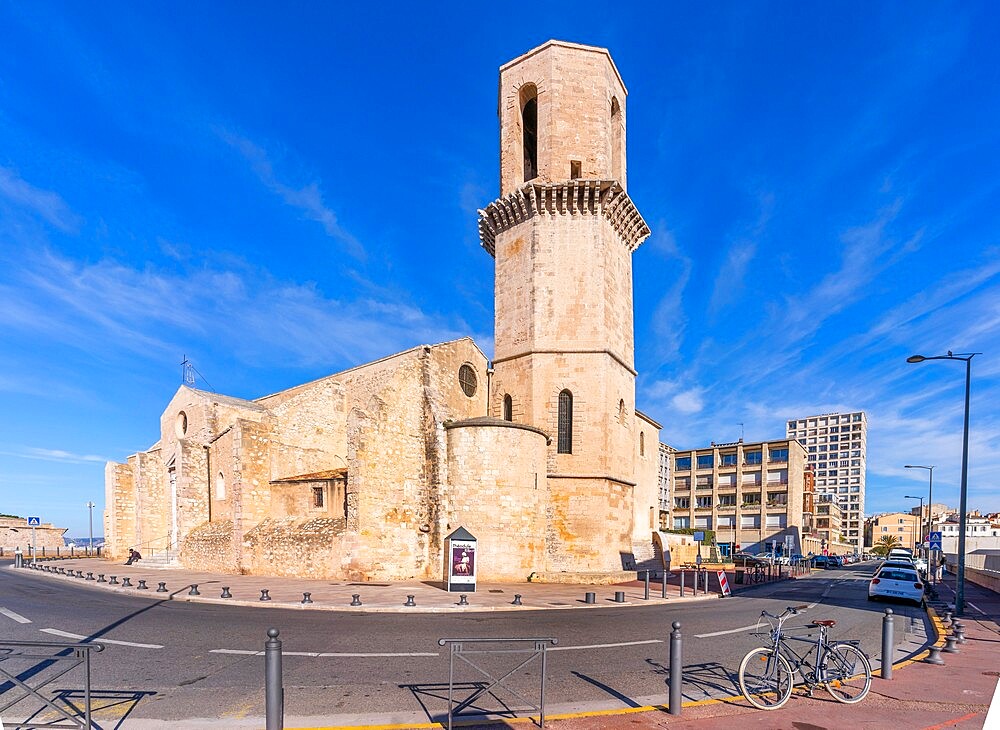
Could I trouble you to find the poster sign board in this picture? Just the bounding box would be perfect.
[446,526,477,593]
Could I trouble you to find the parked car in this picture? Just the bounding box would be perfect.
[811,555,831,569]
[827,555,843,568]
[731,552,768,567]
[789,553,807,563]
[869,565,924,606]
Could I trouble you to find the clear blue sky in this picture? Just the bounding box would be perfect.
[1,3,997,537]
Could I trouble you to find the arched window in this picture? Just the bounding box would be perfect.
[640,432,645,456]
[216,471,226,500]
[557,390,573,454]
[503,394,513,422]
[610,96,622,181]
[521,85,538,182]
[619,399,626,421]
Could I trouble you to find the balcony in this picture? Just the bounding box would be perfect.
[717,503,737,511]
[741,503,762,510]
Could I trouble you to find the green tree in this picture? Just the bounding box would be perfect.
[871,534,902,556]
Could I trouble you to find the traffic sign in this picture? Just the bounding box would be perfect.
[929,531,943,550]
[693,531,705,542]
[26,516,40,527]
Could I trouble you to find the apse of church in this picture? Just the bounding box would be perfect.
[105,41,660,582]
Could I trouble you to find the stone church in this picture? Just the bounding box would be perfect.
[105,40,663,582]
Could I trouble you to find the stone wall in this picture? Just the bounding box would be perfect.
[546,476,633,572]
[104,461,134,558]
[0,518,67,551]
[444,419,548,580]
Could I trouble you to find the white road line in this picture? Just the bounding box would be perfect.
[695,585,833,638]
[549,639,662,651]
[695,624,760,638]
[966,601,985,615]
[0,607,32,624]
[209,649,439,657]
[40,628,163,649]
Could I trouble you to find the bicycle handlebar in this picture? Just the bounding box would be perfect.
[760,605,809,620]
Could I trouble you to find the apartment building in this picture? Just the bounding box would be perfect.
[658,442,676,531]
[669,438,807,557]
[868,511,921,552]
[786,411,867,552]
[814,494,844,548]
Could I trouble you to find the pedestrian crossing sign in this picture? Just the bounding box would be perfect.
[27,516,40,527]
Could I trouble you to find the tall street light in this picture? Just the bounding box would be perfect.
[906,351,979,616]
[903,495,924,554]
[905,464,934,583]
[86,501,96,557]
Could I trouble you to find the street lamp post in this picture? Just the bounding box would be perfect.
[905,465,934,583]
[903,495,924,555]
[906,351,979,616]
[86,501,96,556]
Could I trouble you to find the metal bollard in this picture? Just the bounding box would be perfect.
[693,570,698,597]
[942,635,959,653]
[221,587,232,598]
[404,595,416,607]
[644,570,650,600]
[301,592,312,604]
[97,574,106,583]
[86,572,95,581]
[189,584,200,596]
[137,579,148,590]
[924,645,945,665]
[584,592,596,604]
[669,621,682,715]
[264,628,284,730]
[458,594,468,606]
[512,594,522,606]
[122,577,132,587]
[260,589,272,601]
[943,610,953,625]
[952,623,966,644]
[109,575,118,585]
[661,571,668,599]
[614,591,625,603]
[350,594,362,606]
[76,570,84,578]
[157,581,168,592]
[881,608,894,679]
[680,570,685,598]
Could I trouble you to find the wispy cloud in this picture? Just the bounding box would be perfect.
[709,241,756,315]
[219,130,363,260]
[2,447,109,464]
[0,248,468,374]
[0,166,82,233]
[646,224,692,359]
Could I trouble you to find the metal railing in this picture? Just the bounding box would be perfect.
[438,637,557,729]
[0,639,104,728]
[133,534,178,557]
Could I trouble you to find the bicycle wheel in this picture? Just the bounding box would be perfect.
[822,642,872,703]
[738,647,794,710]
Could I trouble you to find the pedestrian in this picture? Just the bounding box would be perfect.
[125,547,142,565]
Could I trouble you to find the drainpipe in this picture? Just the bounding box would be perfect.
[486,364,494,417]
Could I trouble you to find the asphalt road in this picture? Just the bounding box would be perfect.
[0,562,932,725]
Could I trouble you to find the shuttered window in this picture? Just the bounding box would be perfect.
[557,390,573,454]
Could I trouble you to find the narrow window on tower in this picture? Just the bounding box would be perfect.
[570,160,581,179]
[611,96,623,181]
[521,85,538,182]
[503,394,513,422]
[640,431,645,456]
[557,390,573,454]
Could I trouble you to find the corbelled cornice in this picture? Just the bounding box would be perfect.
[477,180,650,257]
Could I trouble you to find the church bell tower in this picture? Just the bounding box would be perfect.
[478,41,651,572]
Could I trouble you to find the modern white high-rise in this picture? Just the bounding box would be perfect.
[785,411,867,552]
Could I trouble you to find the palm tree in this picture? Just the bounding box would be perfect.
[872,534,902,556]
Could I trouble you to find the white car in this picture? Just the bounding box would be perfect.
[869,565,925,606]
[911,556,928,573]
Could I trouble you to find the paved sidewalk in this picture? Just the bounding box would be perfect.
[14,557,782,612]
[544,574,999,730]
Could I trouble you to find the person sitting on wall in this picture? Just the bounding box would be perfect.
[125,547,142,565]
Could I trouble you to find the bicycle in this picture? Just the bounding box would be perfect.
[737,604,872,710]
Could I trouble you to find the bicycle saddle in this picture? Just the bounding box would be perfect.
[810,620,836,627]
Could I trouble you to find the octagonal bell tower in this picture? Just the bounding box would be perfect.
[478,41,650,573]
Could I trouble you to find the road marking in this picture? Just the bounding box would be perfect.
[549,639,662,652]
[966,601,985,615]
[695,624,760,638]
[0,607,32,624]
[695,584,834,638]
[40,628,163,649]
[210,649,439,657]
